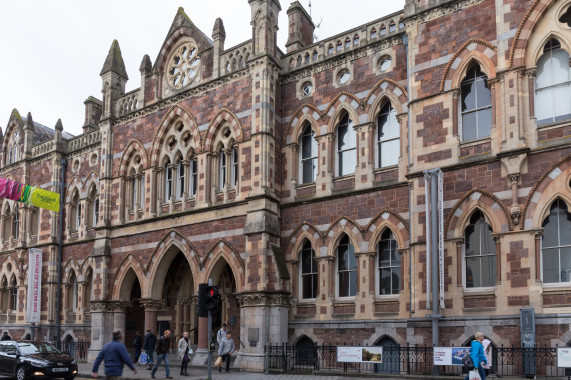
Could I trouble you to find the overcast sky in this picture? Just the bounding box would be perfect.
[0,0,405,137]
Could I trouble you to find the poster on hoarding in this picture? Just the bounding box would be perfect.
[433,347,472,366]
[337,346,383,363]
[558,347,571,368]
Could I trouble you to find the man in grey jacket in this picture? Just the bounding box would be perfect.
[218,331,234,373]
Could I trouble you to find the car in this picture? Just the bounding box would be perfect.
[0,341,78,380]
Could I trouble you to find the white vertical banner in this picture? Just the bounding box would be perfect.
[26,248,43,323]
[424,173,431,310]
[437,170,445,310]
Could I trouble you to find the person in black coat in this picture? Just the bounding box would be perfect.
[143,329,157,370]
[133,331,143,362]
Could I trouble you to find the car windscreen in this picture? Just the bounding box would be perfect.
[17,342,61,354]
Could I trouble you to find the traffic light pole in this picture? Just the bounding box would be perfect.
[207,310,212,380]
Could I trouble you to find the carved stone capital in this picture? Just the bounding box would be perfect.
[140,299,167,311]
[487,78,500,89]
[526,68,537,78]
[289,143,299,153]
[508,174,520,185]
[534,230,543,240]
[397,248,408,256]
[450,88,461,100]
[453,238,465,247]
[108,301,132,312]
[235,291,291,308]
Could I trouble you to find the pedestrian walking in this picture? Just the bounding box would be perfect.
[143,328,157,370]
[151,329,173,379]
[1,332,11,341]
[216,323,227,345]
[91,329,137,380]
[218,330,234,373]
[178,331,193,376]
[133,330,143,362]
[464,332,488,380]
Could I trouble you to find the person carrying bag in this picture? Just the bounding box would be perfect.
[463,332,487,380]
[177,331,193,376]
[217,331,234,373]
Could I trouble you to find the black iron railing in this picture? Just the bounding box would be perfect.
[53,339,91,360]
[266,343,571,378]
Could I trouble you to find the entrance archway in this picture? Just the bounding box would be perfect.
[123,269,144,352]
[208,259,240,346]
[374,336,399,374]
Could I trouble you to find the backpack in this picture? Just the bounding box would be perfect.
[462,352,474,370]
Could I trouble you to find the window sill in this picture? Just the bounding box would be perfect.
[463,286,495,296]
[543,282,571,290]
[459,136,491,148]
[537,117,571,131]
[373,165,398,173]
[375,294,400,302]
[296,182,316,189]
[333,173,355,181]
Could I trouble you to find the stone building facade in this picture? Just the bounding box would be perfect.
[1,0,571,371]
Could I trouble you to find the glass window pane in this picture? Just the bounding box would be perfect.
[461,83,476,111]
[338,123,348,150]
[477,108,492,138]
[535,87,553,123]
[542,212,558,248]
[302,159,315,183]
[536,52,552,89]
[349,271,357,296]
[391,268,400,294]
[466,256,480,288]
[552,49,570,82]
[479,255,496,287]
[561,247,571,282]
[302,275,313,299]
[380,139,399,167]
[553,83,571,120]
[301,250,311,274]
[302,132,312,158]
[339,272,350,297]
[543,248,560,283]
[462,112,477,141]
[475,79,491,108]
[380,268,391,295]
[338,245,348,270]
[340,149,356,175]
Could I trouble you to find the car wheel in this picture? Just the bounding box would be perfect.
[16,366,27,380]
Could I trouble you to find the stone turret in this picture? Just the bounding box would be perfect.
[212,18,226,78]
[285,1,314,53]
[100,40,128,119]
[23,112,35,159]
[139,55,152,107]
[83,97,102,133]
[249,0,281,57]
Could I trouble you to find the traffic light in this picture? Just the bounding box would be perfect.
[205,285,221,313]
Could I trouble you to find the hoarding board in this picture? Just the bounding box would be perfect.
[337,346,383,363]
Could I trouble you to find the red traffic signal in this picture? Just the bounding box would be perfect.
[204,285,220,311]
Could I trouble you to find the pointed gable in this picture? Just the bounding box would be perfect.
[100,40,129,80]
[152,7,214,75]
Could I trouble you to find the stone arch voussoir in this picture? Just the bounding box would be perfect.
[445,189,512,239]
[201,240,245,291]
[202,109,243,152]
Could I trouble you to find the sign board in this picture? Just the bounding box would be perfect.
[433,347,472,366]
[337,346,383,363]
[26,248,42,323]
[557,347,571,368]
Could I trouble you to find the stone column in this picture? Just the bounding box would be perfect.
[354,122,374,190]
[140,299,165,334]
[235,291,291,372]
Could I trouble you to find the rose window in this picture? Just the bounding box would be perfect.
[167,44,200,89]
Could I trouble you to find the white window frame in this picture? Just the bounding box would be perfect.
[376,102,400,168]
[299,240,318,300]
[336,235,357,299]
[459,64,492,142]
[177,159,185,200]
[336,113,356,177]
[299,125,318,184]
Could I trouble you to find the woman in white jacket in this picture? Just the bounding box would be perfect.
[177,331,192,376]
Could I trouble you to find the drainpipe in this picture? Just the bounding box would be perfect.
[56,157,66,343]
[403,34,413,318]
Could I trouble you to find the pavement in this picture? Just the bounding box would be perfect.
[79,360,532,380]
